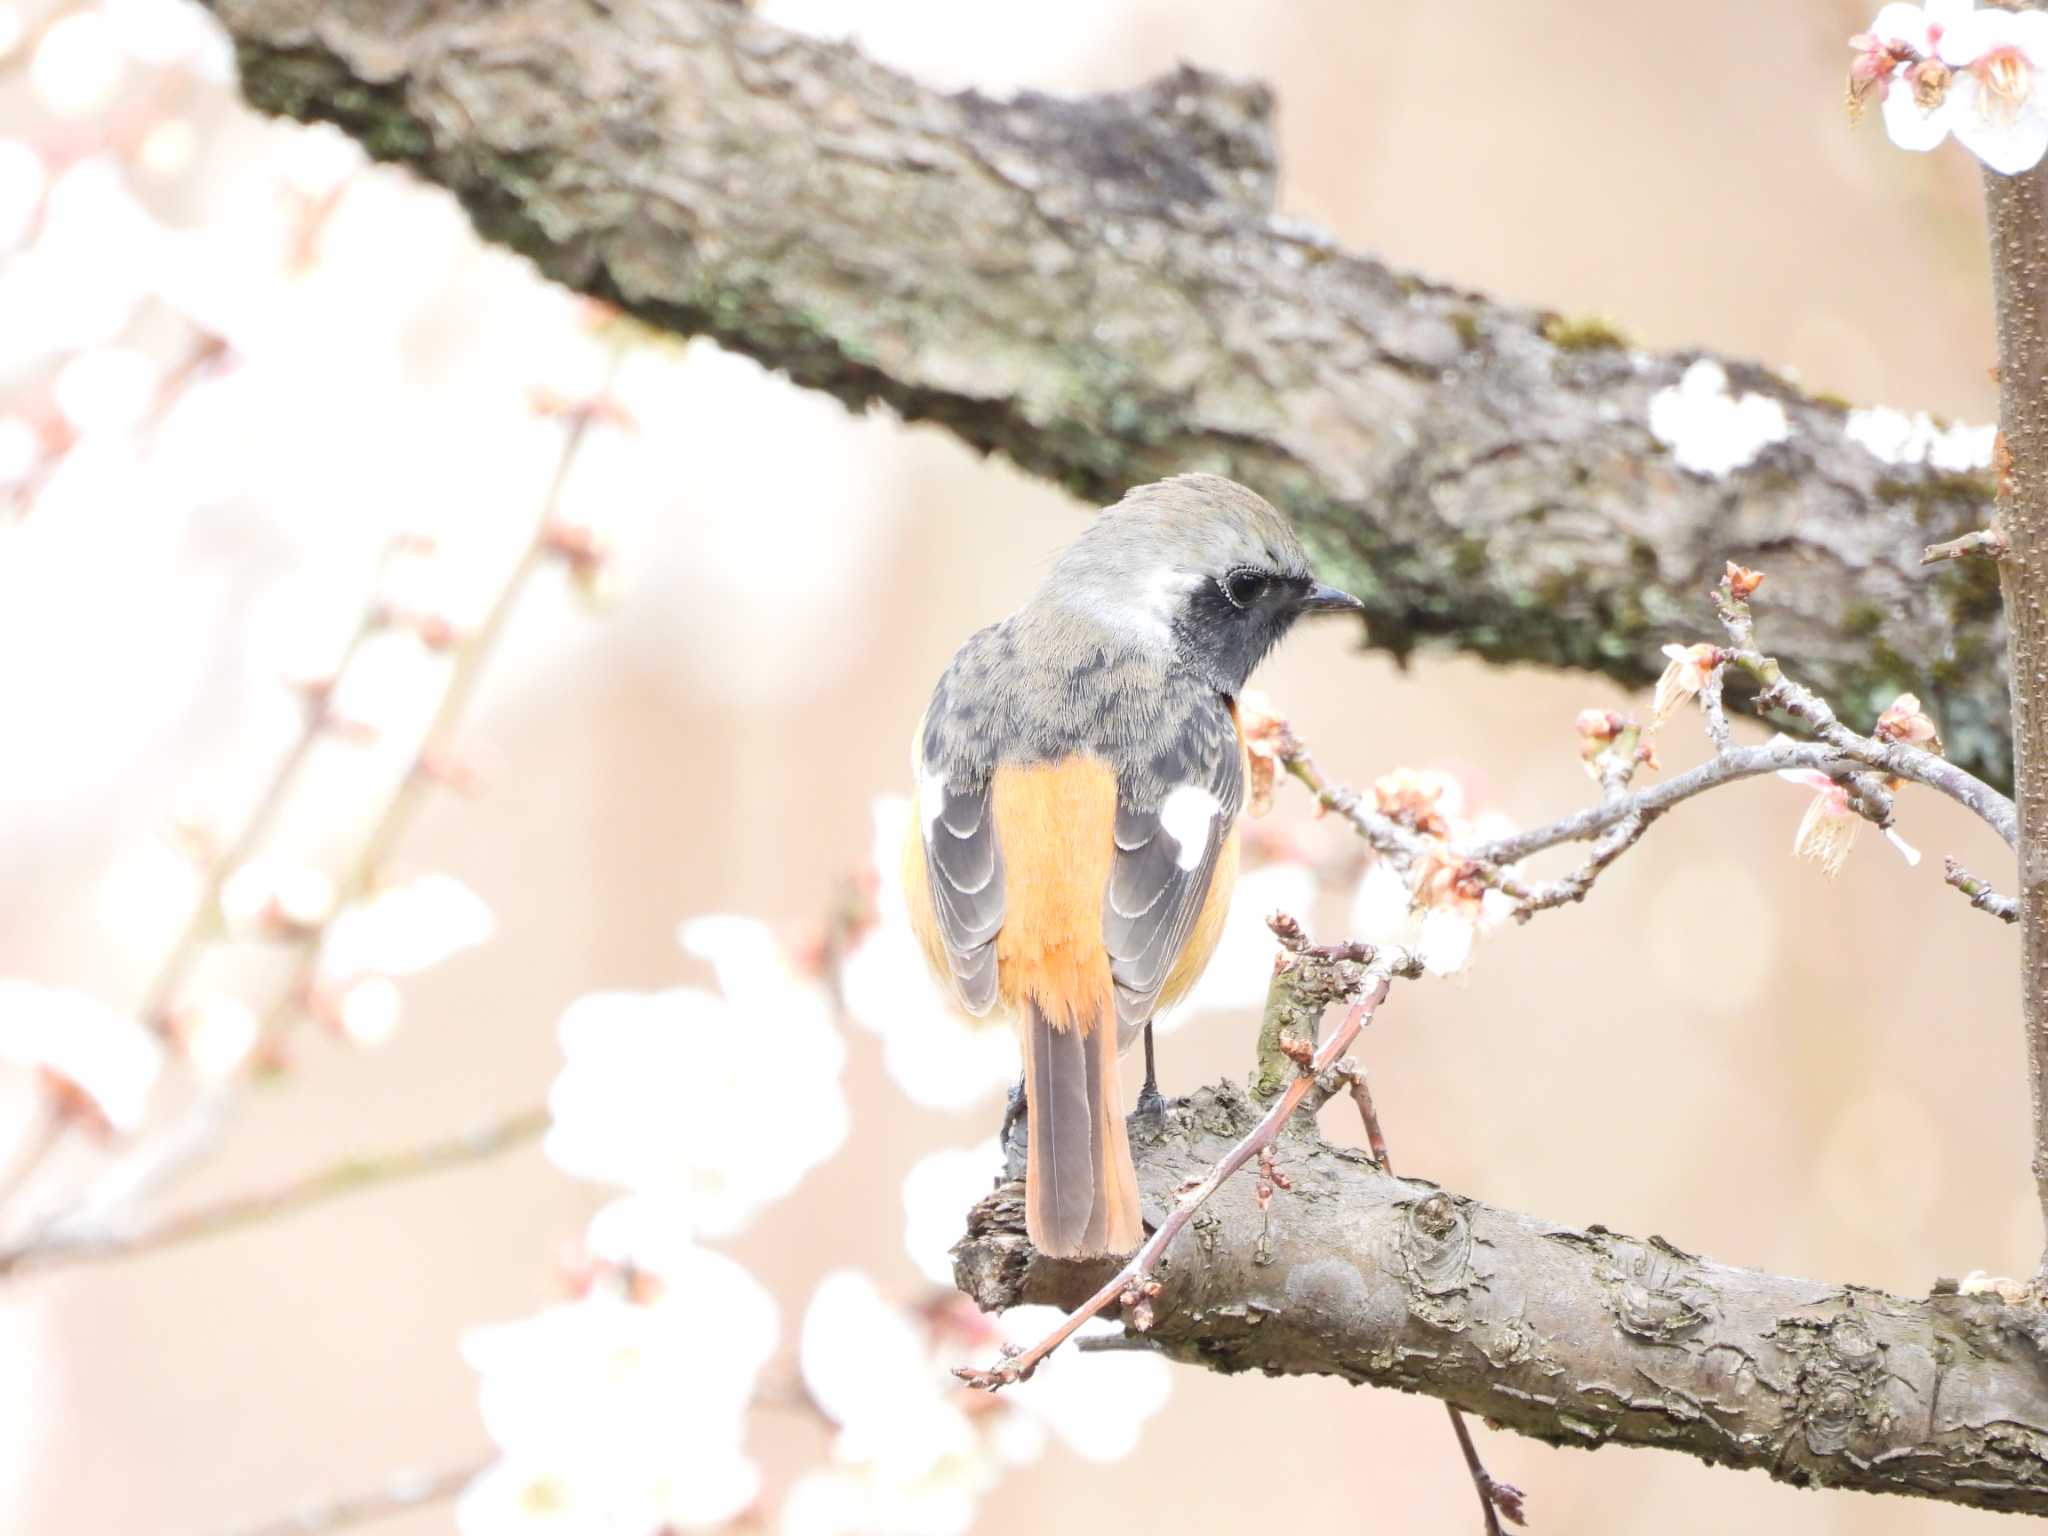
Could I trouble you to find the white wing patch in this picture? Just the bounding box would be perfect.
[1158,784,1221,871]
[918,766,947,842]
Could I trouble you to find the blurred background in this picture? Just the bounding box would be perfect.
[0,0,2028,1532]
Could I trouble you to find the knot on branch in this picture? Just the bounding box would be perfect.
[965,63,1278,217]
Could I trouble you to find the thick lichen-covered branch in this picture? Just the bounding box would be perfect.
[953,1080,2048,1517]
[207,0,2015,785]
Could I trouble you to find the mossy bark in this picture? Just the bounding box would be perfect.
[208,0,2015,784]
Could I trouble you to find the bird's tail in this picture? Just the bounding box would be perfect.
[1020,997,1143,1258]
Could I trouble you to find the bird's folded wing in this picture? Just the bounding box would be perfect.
[920,771,1005,1015]
[1103,698,1245,1030]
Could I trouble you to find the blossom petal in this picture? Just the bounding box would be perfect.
[1869,2,1934,49]
[1953,93,2048,174]
[1776,768,1837,791]
[1882,82,1956,150]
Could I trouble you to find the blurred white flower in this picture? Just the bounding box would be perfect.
[0,6,22,58]
[901,1141,1000,1286]
[29,12,124,117]
[997,1306,1173,1463]
[0,980,162,1132]
[792,1273,1172,1536]
[0,416,38,486]
[101,0,232,78]
[52,346,159,433]
[0,139,43,253]
[8,157,164,356]
[794,1271,997,1536]
[842,800,1017,1109]
[331,974,402,1048]
[219,857,336,934]
[547,918,846,1235]
[275,122,365,200]
[1845,405,1996,471]
[462,1280,771,1536]
[138,120,199,179]
[1161,862,1316,1025]
[174,996,259,1081]
[320,874,496,980]
[1647,359,1790,477]
[325,629,447,737]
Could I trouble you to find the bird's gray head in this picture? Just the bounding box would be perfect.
[1031,474,1362,694]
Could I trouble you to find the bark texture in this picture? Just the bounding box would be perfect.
[207,0,2016,784]
[1985,151,2048,1265]
[955,1083,2048,1516]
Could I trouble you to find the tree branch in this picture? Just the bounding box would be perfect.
[1982,74,2048,1282]
[953,1079,2048,1517]
[0,1105,546,1277]
[206,0,2015,786]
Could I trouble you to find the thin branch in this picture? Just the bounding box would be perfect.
[205,1455,487,1536]
[1331,1051,1523,1531]
[1945,856,2020,924]
[0,1105,547,1277]
[0,1106,67,1218]
[1923,528,2008,564]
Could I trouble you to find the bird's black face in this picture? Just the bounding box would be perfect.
[1177,564,1363,694]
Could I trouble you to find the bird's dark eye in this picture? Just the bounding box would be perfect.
[1223,569,1267,609]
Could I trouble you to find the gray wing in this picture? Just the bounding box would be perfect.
[916,644,1005,1016]
[920,768,1004,1014]
[1103,695,1243,1035]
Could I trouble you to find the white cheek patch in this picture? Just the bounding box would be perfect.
[918,766,947,843]
[1159,784,1221,871]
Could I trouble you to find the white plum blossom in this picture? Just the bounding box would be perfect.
[840,799,1017,1109]
[1351,852,1515,979]
[1777,762,1922,874]
[218,857,336,935]
[1862,1,2048,173]
[546,918,847,1236]
[460,1277,773,1536]
[28,11,125,118]
[319,873,496,980]
[0,980,163,1131]
[174,996,259,1081]
[1845,405,1997,471]
[792,1271,1002,1536]
[997,1307,1174,1463]
[1647,360,1791,477]
[901,1141,1002,1286]
[51,345,159,432]
[0,139,44,254]
[790,1268,1176,1536]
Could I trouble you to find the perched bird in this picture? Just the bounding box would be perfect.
[902,474,1363,1259]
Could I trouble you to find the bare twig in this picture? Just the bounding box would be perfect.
[205,1455,488,1536]
[1945,856,2020,924]
[0,1106,67,1218]
[956,955,1418,1391]
[1331,1057,1523,1530]
[0,1105,547,1278]
[1923,528,2007,564]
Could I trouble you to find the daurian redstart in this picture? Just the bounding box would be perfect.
[903,474,1362,1259]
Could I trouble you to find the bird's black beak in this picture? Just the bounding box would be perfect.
[1299,582,1364,614]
